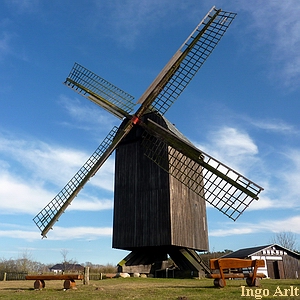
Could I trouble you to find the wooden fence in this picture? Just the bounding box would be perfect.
[0,272,28,281]
[0,271,109,281]
[89,273,104,280]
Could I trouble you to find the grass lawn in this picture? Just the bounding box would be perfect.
[0,278,299,299]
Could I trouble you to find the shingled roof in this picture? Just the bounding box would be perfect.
[222,244,300,259]
[222,245,271,258]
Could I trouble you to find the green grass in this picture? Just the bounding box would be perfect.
[0,278,299,299]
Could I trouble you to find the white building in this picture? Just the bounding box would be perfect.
[223,244,300,279]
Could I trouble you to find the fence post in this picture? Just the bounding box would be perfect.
[83,267,89,285]
[3,272,6,281]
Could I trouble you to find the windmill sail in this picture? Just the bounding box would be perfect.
[138,7,236,116]
[64,62,135,119]
[141,119,263,221]
[33,126,119,237]
[33,7,242,237]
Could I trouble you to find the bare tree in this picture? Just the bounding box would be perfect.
[60,249,69,262]
[0,254,49,273]
[60,249,78,273]
[271,232,297,251]
[18,249,33,273]
[60,249,69,272]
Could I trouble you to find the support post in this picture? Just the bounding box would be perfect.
[83,267,90,285]
[3,272,6,281]
[64,279,76,289]
[34,279,45,289]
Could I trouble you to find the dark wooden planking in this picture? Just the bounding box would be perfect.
[283,255,300,279]
[113,112,208,251]
[168,146,208,250]
[170,173,208,249]
[113,132,171,249]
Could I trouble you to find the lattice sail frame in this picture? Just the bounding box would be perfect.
[65,63,135,119]
[141,132,263,221]
[33,7,256,238]
[33,126,118,236]
[146,7,236,115]
[64,8,236,120]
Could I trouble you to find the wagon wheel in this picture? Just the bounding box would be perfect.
[213,278,225,288]
[34,279,45,289]
[246,277,260,287]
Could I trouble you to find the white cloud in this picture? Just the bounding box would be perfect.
[58,95,119,132]
[209,215,300,237]
[70,198,113,211]
[0,229,41,240]
[210,227,255,237]
[88,158,115,191]
[0,132,86,184]
[249,148,300,211]
[94,0,199,49]
[0,32,13,60]
[195,125,300,212]
[5,0,40,14]
[0,130,115,191]
[261,216,300,234]
[0,130,115,215]
[247,196,275,211]
[43,226,113,240]
[0,225,112,241]
[281,149,300,200]
[240,1,300,88]
[250,148,300,211]
[96,0,170,48]
[196,126,259,174]
[0,172,53,214]
[0,171,113,215]
[210,127,258,157]
[249,119,297,135]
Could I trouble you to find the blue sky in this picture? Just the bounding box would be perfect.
[0,0,300,265]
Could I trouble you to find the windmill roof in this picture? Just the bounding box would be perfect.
[162,116,195,147]
[222,244,300,259]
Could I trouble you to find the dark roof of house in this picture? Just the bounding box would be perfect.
[223,244,300,259]
[222,245,272,258]
[50,263,84,271]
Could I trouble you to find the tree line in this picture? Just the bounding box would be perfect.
[0,232,297,274]
[0,257,117,274]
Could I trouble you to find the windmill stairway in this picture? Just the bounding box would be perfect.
[169,247,211,275]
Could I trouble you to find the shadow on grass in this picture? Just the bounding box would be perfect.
[1,287,31,291]
[152,284,218,289]
[2,287,66,292]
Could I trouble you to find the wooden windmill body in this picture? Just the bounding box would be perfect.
[113,112,208,252]
[33,7,263,275]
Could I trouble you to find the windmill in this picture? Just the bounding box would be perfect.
[33,7,263,274]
